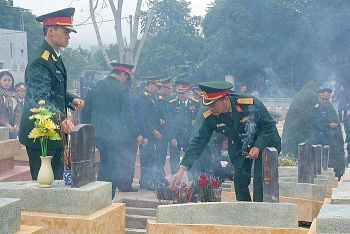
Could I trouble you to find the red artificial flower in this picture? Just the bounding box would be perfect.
[198,178,209,187]
[171,188,179,196]
[200,173,207,179]
[186,193,193,201]
[182,183,188,188]
[211,179,221,188]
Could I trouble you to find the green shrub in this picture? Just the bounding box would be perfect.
[278,154,296,166]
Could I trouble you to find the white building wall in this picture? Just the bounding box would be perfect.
[0,28,28,83]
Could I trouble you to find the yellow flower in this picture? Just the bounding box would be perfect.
[28,100,61,156]
[28,128,46,139]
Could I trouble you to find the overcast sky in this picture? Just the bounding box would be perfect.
[13,0,214,49]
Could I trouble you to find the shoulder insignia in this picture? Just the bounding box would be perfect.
[169,98,177,103]
[144,91,149,96]
[41,50,50,61]
[190,97,199,102]
[203,109,213,118]
[237,98,253,105]
[315,103,319,108]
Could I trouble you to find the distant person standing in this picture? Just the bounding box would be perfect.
[240,84,247,93]
[154,77,172,185]
[0,71,21,139]
[118,78,146,192]
[334,85,350,123]
[167,80,200,174]
[81,62,143,199]
[18,8,84,181]
[138,76,163,190]
[14,82,26,112]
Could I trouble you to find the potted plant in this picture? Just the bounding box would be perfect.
[28,100,61,187]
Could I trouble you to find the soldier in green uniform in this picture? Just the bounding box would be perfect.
[167,80,200,174]
[139,76,163,190]
[18,8,84,180]
[310,88,344,179]
[154,77,172,184]
[81,62,143,199]
[170,81,281,202]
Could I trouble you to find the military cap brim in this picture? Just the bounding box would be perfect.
[175,80,191,92]
[318,88,332,99]
[36,8,77,33]
[145,76,162,85]
[198,81,233,106]
[161,77,172,88]
[110,61,134,75]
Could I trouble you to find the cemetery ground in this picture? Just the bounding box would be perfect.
[0,124,349,233]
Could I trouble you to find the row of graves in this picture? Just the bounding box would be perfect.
[0,124,349,233]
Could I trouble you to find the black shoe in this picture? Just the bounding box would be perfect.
[119,187,138,192]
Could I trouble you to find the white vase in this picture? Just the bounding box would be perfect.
[37,156,54,188]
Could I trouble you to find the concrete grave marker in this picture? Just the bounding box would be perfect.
[298,143,314,184]
[262,147,279,203]
[322,145,330,171]
[315,144,322,175]
[70,124,96,188]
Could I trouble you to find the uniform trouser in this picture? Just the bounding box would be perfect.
[118,138,138,190]
[139,139,157,188]
[26,147,64,180]
[95,138,123,200]
[155,137,169,180]
[169,144,187,175]
[233,153,263,202]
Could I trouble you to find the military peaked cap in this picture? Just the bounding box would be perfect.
[198,81,233,105]
[110,61,134,75]
[36,8,77,33]
[318,88,332,99]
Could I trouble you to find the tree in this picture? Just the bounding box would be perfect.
[89,0,158,71]
[201,0,314,96]
[135,0,204,82]
[0,1,42,57]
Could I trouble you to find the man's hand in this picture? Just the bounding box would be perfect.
[72,98,84,110]
[171,139,177,147]
[136,135,143,145]
[170,167,185,188]
[245,147,259,159]
[61,119,74,134]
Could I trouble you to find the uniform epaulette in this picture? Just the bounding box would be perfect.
[190,97,199,102]
[315,103,319,108]
[203,109,213,118]
[237,98,253,105]
[169,98,177,103]
[41,50,50,61]
[144,91,150,96]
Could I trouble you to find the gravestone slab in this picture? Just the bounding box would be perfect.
[71,124,96,188]
[0,181,111,215]
[279,182,327,201]
[315,144,322,175]
[262,147,279,203]
[322,145,330,171]
[0,127,9,141]
[316,204,350,233]
[0,198,21,234]
[156,202,298,228]
[298,143,314,184]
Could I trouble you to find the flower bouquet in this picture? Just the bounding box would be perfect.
[28,100,61,155]
[193,173,222,202]
[28,100,61,187]
[154,182,193,205]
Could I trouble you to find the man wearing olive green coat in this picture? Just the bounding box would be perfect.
[19,8,84,181]
[170,81,281,202]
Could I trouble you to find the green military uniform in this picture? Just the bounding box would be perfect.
[167,82,200,174]
[139,77,162,189]
[18,7,78,181]
[180,81,281,202]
